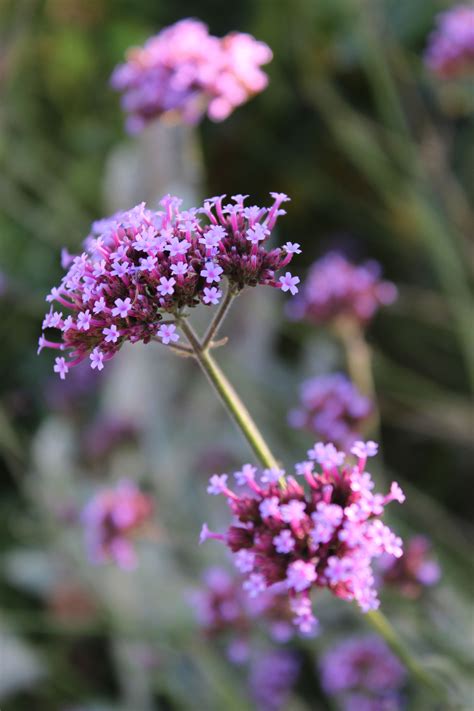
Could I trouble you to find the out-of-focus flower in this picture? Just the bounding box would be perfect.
[378,535,441,599]
[45,359,101,413]
[188,567,298,659]
[319,635,406,710]
[81,480,153,569]
[201,441,404,634]
[111,19,272,132]
[288,373,373,448]
[40,193,298,378]
[249,649,300,711]
[424,5,474,78]
[82,415,140,462]
[288,252,397,327]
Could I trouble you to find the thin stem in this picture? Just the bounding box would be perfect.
[332,317,381,435]
[179,318,279,472]
[150,336,194,357]
[202,283,236,350]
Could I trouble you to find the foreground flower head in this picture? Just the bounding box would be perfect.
[288,373,373,448]
[111,19,272,132]
[424,5,474,78]
[81,480,153,569]
[288,252,397,327]
[319,635,406,710]
[378,535,441,599]
[201,441,404,633]
[40,193,298,378]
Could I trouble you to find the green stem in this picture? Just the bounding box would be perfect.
[178,318,448,698]
[179,318,279,471]
[202,283,236,350]
[332,317,380,434]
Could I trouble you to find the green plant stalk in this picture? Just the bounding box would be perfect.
[179,318,279,472]
[178,317,449,699]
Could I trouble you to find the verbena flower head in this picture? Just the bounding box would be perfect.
[81,480,153,569]
[288,252,397,327]
[319,635,406,711]
[288,373,373,448]
[424,5,474,78]
[40,193,298,378]
[378,535,441,599]
[249,649,300,711]
[110,19,272,132]
[201,441,404,634]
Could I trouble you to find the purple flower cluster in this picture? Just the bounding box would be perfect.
[424,5,474,78]
[320,635,406,711]
[189,567,298,659]
[81,480,153,569]
[201,442,404,634]
[249,649,300,711]
[110,19,272,132]
[378,536,441,599]
[288,373,373,448]
[288,252,397,327]
[39,193,299,378]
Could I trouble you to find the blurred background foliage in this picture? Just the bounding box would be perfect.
[0,0,473,709]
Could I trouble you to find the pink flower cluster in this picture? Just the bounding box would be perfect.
[288,252,397,327]
[424,5,474,78]
[319,635,406,711]
[110,19,272,132]
[288,373,373,448]
[189,567,299,660]
[81,480,153,569]
[379,535,441,599]
[39,193,299,378]
[201,441,404,634]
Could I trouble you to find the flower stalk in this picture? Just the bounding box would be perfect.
[178,310,450,702]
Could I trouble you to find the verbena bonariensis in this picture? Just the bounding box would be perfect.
[201,441,404,635]
[378,536,441,599]
[81,480,153,569]
[110,18,272,132]
[288,373,373,448]
[39,193,299,378]
[319,635,406,711]
[424,5,474,78]
[287,252,397,327]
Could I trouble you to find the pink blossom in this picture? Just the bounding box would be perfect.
[278,272,300,295]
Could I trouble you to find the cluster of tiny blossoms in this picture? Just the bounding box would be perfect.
[424,5,474,79]
[201,441,404,634]
[111,19,272,132]
[319,635,406,711]
[288,252,397,327]
[81,480,153,570]
[39,193,300,379]
[288,373,373,449]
